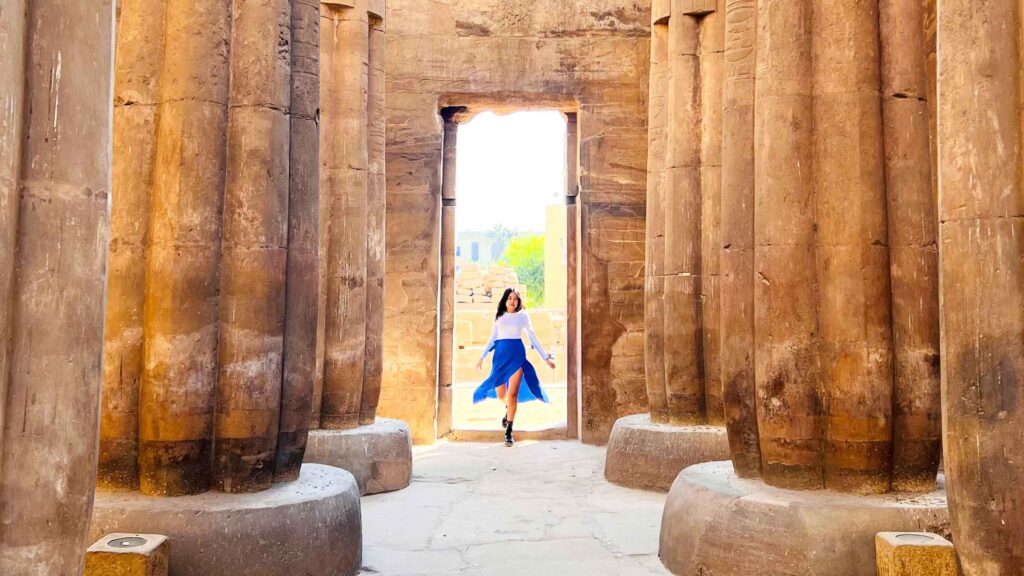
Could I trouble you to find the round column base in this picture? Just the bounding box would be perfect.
[660,461,950,576]
[305,417,413,495]
[90,464,361,576]
[604,413,729,491]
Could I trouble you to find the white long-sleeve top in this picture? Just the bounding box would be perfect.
[480,311,549,361]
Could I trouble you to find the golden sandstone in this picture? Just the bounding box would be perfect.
[1,0,1022,574]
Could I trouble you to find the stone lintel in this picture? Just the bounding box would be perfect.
[653,0,671,24]
[677,0,716,17]
[367,0,384,20]
[321,0,355,6]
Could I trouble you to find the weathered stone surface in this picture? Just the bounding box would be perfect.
[875,532,957,576]
[0,0,113,572]
[660,462,950,576]
[359,441,670,576]
[139,0,232,496]
[275,0,323,483]
[304,417,412,495]
[381,0,650,445]
[938,0,1024,573]
[215,0,293,490]
[86,534,170,576]
[715,0,942,496]
[100,0,164,492]
[319,0,388,435]
[91,465,362,576]
[879,0,941,493]
[719,0,760,479]
[604,414,728,492]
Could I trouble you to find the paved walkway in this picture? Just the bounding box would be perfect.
[359,440,671,576]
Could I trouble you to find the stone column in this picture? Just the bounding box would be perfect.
[320,2,370,429]
[608,1,731,492]
[938,0,1024,571]
[0,0,113,571]
[644,14,669,423]
[437,111,458,438]
[812,0,893,495]
[276,0,322,483]
[753,0,821,490]
[98,0,164,492]
[699,8,725,425]
[566,112,581,439]
[719,0,761,479]
[0,0,26,486]
[139,0,232,496]
[662,12,705,424]
[213,0,292,494]
[879,0,941,493]
[362,14,386,425]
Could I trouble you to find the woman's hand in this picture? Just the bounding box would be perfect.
[476,358,483,371]
[546,358,556,370]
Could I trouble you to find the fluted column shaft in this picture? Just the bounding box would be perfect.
[139,0,232,496]
[213,0,293,494]
[879,0,942,493]
[644,14,670,422]
[663,13,705,423]
[362,15,386,425]
[320,2,370,429]
[0,0,113,570]
[812,0,893,495]
[753,0,821,490]
[720,0,760,478]
[275,0,322,482]
[938,0,1024,571]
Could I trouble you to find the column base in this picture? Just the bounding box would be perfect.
[659,461,950,576]
[305,417,413,495]
[604,413,729,491]
[90,464,361,576]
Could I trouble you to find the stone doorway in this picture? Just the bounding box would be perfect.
[436,105,582,442]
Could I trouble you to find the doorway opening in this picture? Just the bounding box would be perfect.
[437,108,581,440]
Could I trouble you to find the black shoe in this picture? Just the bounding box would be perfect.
[501,411,508,428]
[504,421,514,447]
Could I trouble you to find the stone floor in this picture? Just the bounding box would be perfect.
[359,440,672,576]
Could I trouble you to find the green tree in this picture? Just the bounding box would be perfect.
[500,234,545,305]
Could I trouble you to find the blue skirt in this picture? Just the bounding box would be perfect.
[473,339,550,404]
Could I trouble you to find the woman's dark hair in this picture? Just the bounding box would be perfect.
[496,287,524,319]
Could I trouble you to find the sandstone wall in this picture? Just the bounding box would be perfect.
[382,0,650,444]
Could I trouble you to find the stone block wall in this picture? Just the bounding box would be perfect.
[381,0,650,444]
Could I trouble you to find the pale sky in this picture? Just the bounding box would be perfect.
[455,110,567,233]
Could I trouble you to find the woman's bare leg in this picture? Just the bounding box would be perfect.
[496,383,507,403]
[506,369,524,422]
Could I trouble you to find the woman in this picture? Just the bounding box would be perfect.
[474,287,557,447]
